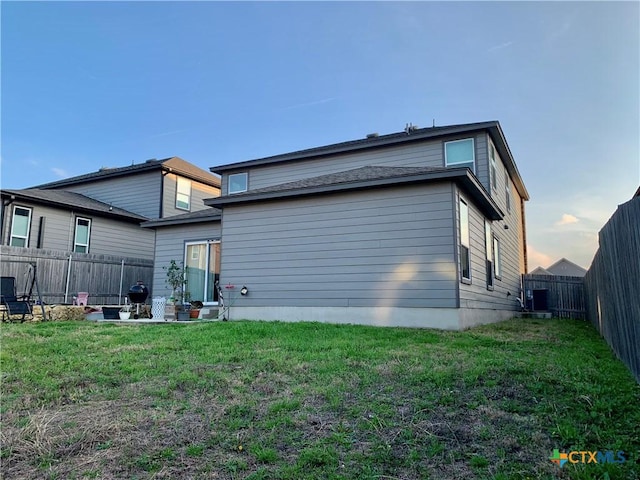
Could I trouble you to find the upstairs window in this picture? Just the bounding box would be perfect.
[176,177,191,211]
[490,144,498,191]
[229,172,248,194]
[445,138,475,172]
[459,198,471,282]
[74,217,91,253]
[10,206,32,247]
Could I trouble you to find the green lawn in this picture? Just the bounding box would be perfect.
[1,318,638,479]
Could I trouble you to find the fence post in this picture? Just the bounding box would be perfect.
[119,259,125,305]
[64,254,72,304]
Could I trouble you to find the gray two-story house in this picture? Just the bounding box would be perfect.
[205,121,529,329]
[1,156,220,260]
[1,157,221,304]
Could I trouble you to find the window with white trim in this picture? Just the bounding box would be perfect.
[74,217,91,253]
[493,236,502,279]
[504,171,511,213]
[176,177,191,211]
[459,198,471,282]
[228,172,248,194]
[445,138,475,172]
[490,144,498,191]
[10,206,32,247]
[485,221,493,289]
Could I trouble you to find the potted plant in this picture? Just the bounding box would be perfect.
[189,300,203,319]
[164,260,188,318]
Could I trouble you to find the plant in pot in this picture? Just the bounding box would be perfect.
[164,260,188,320]
[189,300,203,319]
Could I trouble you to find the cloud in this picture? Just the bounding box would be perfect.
[51,167,70,179]
[487,41,513,53]
[527,244,553,271]
[556,213,579,226]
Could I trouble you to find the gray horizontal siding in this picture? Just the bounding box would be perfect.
[63,171,161,219]
[456,186,523,311]
[151,222,222,298]
[222,134,487,194]
[220,183,457,309]
[88,218,154,260]
[162,173,221,218]
[1,201,153,259]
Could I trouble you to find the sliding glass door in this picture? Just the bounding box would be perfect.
[184,241,220,304]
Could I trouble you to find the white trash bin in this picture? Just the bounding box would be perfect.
[152,297,166,320]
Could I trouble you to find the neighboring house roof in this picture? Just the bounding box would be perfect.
[1,189,148,222]
[211,121,529,200]
[206,165,505,221]
[32,156,221,189]
[141,207,222,228]
[529,266,553,275]
[546,258,587,277]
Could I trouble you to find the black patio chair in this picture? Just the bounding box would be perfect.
[1,276,32,323]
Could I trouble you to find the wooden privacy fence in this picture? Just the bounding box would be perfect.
[0,246,153,305]
[584,196,640,383]
[522,274,586,319]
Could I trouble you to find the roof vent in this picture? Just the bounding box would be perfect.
[366,133,379,139]
[145,158,157,163]
[404,123,418,134]
[99,167,115,171]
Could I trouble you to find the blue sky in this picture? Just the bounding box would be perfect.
[1,1,638,270]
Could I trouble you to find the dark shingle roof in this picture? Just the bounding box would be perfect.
[211,121,529,200]
[1,189,148,222]
[141,208,222,228]
[33,157,220,189]
[206,165,504,220]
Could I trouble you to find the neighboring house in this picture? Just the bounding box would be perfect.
[529,266,553,276]
[206,121,529,329]
[1,156,221,299]
[34,156,221,220]
[531,258,587,277]
[0,189,152,259]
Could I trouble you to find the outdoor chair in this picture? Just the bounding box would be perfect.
[73,292,89,306]
[1,276,32,323]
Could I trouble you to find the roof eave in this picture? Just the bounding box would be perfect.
[141,215,222,228]
[211,122,501,174]
[487,124,529,201]
[205,169,503,221]
[1,191,147,223]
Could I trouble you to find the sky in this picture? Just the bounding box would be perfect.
[1,1,638,270]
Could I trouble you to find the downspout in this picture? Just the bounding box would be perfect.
[159,169,172,218]
[520,197,528,274]
[1,196,16,245]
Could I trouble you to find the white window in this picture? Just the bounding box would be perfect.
[490,144,498,191]
[228,173,248,194]
[459,199,471,282]
[445,138,475,172]
[176,177,191,211]
[485,221,493,289]
[74,217,91,253]
[493,236,502,279]
[504,171,511,213]
[10,206,32,247]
